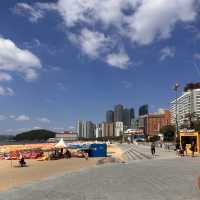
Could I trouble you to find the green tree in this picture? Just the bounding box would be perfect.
[192,120,200,132]
[160,125,175,141]
[149,135,160,142]
[15,129,56,141]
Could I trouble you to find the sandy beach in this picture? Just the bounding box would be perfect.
[0,144,122,192]
[0,158,99,192]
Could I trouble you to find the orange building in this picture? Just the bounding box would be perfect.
[145,110,171,136]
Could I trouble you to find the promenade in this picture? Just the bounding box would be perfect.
[0,144,200,200]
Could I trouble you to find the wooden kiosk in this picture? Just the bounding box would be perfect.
[179,130,200,154]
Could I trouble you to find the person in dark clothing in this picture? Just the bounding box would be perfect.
[182,142,186,156]
[191,141,195,157]
[175,142,180,150]
[151,142,156,157]
[19,154,26,167]
[65,149,71,159]
[175,142,180,157]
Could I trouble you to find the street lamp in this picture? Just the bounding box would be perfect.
[173,82,180,141]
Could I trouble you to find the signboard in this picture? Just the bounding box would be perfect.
[180,130,198,137]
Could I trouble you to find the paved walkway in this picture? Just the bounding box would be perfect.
[119,143,176,162]
[1,157,200,200]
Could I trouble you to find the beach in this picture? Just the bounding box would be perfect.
[1,145,200,200]
[0,158,99,192]
[0,143,122,192]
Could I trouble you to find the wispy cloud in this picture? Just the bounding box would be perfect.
[15,115,30,121]
[13,3,45,23]
[37,117,50,123]
[194,53,200,60]
[106,51,130,69]
[13,0,198,69]
[0,86,14,96]
[57,82,68,91]
[0,72,12,82]
[70,29,113,58]
[160,46,175,61]
[0,115,7,120]
[121,81,132,89]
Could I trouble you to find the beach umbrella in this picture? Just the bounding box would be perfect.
[55,138,67,148]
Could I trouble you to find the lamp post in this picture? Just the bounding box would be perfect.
[173,82,180,142]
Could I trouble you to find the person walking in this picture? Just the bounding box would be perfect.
[181,142,186,156]
[191,141,195,157]
[175,142,180,157]
[151,142,156,157]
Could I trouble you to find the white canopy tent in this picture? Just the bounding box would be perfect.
[55,138,67,148]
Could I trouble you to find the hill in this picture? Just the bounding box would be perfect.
[15,129,56,141]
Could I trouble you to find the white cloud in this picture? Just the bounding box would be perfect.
[50,66,61,71]
[57,82,67,91]
[15,0,199,67]
[106,51,129,69]
[37,117,50,123]
[52,127,65,132]
[5,129,15,133]
[15,115,30,121]
[121,81,132,89]
[13,2,57,23]
[71,29,112,58]
[194,53,200,60]
[17,128,29,132]
[0,72,12,82]
[160,46,175,61]
[126,0,197,45]
[0,37,41,81]
[13,3,45,23]
[55,0,198,45]
[0,86,14,96]
[0,115,7,120]
[32,126,41,130]
[68,126,75,130]
[15,0,199,45]
[9,115,16,119]
[56,0,140,27]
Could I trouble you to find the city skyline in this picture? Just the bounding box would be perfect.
[1,0,200,135]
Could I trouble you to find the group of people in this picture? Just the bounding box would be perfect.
[150,141,196,158]
[175,141,196,157]
[49,148,72,160]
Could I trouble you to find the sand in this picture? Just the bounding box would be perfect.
[0,158,99,192]
[0,143,123,192]
[108,144,124,161]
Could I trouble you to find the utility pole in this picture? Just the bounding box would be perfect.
[173,82,180,142]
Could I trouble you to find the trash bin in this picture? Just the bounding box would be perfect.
[89,143,107,157]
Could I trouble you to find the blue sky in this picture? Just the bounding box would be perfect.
[0,0,200,134]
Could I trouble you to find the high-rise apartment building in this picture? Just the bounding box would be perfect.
[115,121,124,137]
[139,104,149,116]
[114,104,124,122]
[170,83,200,127]
[76,120,95,138]
[95,123,102,138]
[123,108,135,128]
[76,120,84,138]
[106,110,114,123]
[101,122,114,138]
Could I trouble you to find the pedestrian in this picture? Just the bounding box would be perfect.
[175,142,180,157]
[190,141,195,157]
[181,142,186,156]
[151,142,156,157]
[167,143,170,151]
